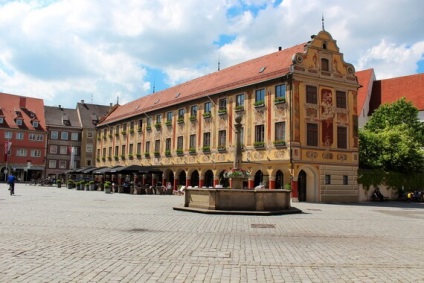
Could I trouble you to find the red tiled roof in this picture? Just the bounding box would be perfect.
[369,73,424,114]
[101,43,306,125]
[355,68,375,115]
[0,92,46,130]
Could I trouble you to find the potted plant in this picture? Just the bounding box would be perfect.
[89,180,95,191]
[274,97,286,104]
[154,151,160,157]
[129,128,135,134]
[202,146,210,152]
[254,141,265,148]
[108,133,113,139]
[273,140,286,146]
[203,112,211,119]
[136,153,142,159]
[144,152,150,158]
[218,108,227,115]
[114,155,119,160]
[189,147,196,154]
[121,130,127,136]
[57,179,62,188]
[104,181,112,194]
[154,123,162,129]
[120,155,126,160]
[67,180,75,189]
[165,120,172,126]
[254,100,265,107]
[84,181,90,191]
[189,116,197,122]
[177,117,184,124]
[146,125,152,131]
[235,105,244,112]
[137,127,142,132]
[165,150,171,156]
[176,148,184,155]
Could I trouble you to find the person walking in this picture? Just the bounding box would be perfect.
[7,173,16,196]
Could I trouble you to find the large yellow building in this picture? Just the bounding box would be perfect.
[96,29,360,202]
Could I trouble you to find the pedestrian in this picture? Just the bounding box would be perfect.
[7,173,17,196]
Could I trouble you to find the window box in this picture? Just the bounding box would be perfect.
[189,116,197,122]
[144,152,150,158]
[154,151,160,157]
[97,136,101,141]
[189,147,196,154]
[273,140,286,147]
[120,155,126,160]
[136,153,142,159]
[254,100,265,107]
[253,141,265,148]
[165,120,172,126]
[129,129,135,134]
[146,125,152,131]
[137,127,142,132]
[101,157,106,162]
[218,146,226,152]
[235,105,244,112]
[203,112,212,119]
[96,158,100,162]
[165,150,171,156]
[177,118,184,124]
[121,131,127,136]
[114,155,119,160]
[218,108,227,115]
[108,134,113,139]
[115,133,119,137]
[107,156,112,161]
[128,154,134,159]
[202,146,210,152]
[154,123,161,129]
[274,97,286,104]
[102,136,107,140]
[176,149,184,155]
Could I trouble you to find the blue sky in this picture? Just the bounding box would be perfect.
[0,0,423,108]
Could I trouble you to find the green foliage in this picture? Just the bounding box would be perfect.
[360,98,424,173]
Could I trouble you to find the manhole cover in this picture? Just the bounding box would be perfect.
[251,224,276,228]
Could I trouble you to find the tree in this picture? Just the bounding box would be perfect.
[359,98,424,173]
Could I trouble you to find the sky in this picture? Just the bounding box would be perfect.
[0,0,423,109]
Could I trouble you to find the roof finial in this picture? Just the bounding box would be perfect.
[322,13,325,31]
[116,94,119,105]
[218,52,221,71]
[153,77,156,94]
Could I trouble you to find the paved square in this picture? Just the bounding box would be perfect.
[0,184,423,282]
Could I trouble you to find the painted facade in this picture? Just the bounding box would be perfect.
[95,30,360,202]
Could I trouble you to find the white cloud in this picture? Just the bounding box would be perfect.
[0,0,423,108]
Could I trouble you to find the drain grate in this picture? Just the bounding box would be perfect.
[251,224,276,228]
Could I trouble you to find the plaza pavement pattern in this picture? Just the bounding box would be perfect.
[0,184,423,283]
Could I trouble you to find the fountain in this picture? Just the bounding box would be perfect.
[173,114,301,215]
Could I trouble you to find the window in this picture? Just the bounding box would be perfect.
[16,149,27,156]
[146,117,152,127]
[276,84,286,99]
[97,148,100,158]
[0,117,3,124]
[86,160,92,166]
[60,146,67,154]
[189,134,196,149]
[115,146,119,156]
[59,161,67,169]
[325,175,331,184]
[236,94,244,107]
[136,142,141,154]
[130,121,134,131]
[87,132,93,138]
[115,125,120,134]
[307,123,318,146]
[343,175,348,185]
[32,121,39,127]
[50,145,58,154]
[321,58,329,71]
[16,119,22,126]
[121,145,126,155]
[129,144,133,154]
[178,108,185,119]
[219,98,227,111]
[203,132,211,147]
[165,138,171,151]
[51,131,58,139]
[16,132,24,140]
[218,130,226,147]
[337,126,347,149]
[108,147,112,156]
[71,133,79,141]
[154,140,160,152]
[122,123,127,132]
[204,101,211,114]
[255,89,265,103]
[166,111,172,122]
[138,119,142,129]
[190,105,198,117]
[86,144,93,153]
[145,141,150,153]
[275,122,286,142]
[336,91,347,109]
[156,114,162,124]
[255,125,265,143]
[5,131,12,139]
[306,85,318,104]
[177,136,183,150]
[29,133,36,141]
[61,132,68,140]
[31,150,41,157]
[49,160,57,168]
[102,148,106,158]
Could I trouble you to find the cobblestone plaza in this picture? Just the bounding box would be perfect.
[1,184,423,282]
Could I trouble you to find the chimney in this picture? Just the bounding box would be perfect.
[278,46,282,51]
[81,100,84,104]
[19,97,27,109]
[110,103,113,107]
